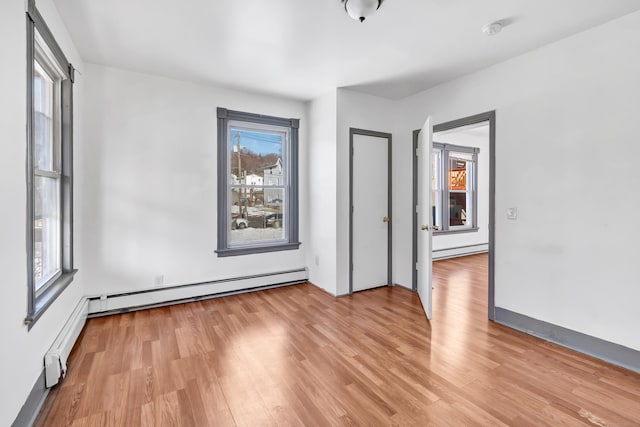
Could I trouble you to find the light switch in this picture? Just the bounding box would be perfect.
[507,207,518,220]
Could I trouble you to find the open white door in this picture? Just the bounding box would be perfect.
[417,117,434,319]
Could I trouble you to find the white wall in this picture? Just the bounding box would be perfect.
[432,127,490,254]
[80,64,308,297]
[395,11,640,351]
[306,91,338,293]
[336,89,398,295]
[0,0,86,424]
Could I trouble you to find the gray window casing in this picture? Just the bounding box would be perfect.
[432,141,480,235]
[25,0,76,329]
[215,108,301,257]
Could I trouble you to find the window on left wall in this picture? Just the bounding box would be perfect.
[25,1,76,328]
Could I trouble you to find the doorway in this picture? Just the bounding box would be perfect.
[412,112,496,319]
[349,128,392,293]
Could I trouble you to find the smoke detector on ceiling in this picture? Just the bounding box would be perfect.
[482,21,503,36]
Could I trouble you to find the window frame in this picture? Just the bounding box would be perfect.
[25,0,76,329]
[216,108,301,257]
[432,142,479,235]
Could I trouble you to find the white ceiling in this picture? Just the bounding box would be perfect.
[53,0,640,101]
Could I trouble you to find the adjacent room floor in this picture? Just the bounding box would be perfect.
[36,254,640,426]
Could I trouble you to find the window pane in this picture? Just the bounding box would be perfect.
[432,191,442,228]
[230,187,285,245]
[33,60,55,171]
[466,191,473,226]
[431,150,442,228]
[230,128,284,187]
[34,175,61,289]
[449,192,473,227]
[449,157,468,191]
[432,151,441,190]
[449,192,467,226]
[447,151,475,228]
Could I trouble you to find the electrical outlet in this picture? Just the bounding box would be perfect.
[507,207,518,220]
[153,275,164,286]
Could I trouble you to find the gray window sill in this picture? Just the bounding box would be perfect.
[216,242,301,257]
[26,269,77,330]
[434,227,479,236]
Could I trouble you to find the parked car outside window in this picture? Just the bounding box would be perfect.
[266,213,283,228]
[232,217,248,229]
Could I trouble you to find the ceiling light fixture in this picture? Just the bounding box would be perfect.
[481,21,503,36]
[342,0,384,23]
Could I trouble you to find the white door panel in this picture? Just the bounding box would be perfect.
[352,134,389,292]
[417,117,434,319]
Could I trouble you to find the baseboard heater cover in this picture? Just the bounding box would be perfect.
[44,298,89,388]
[433,243,488,260]
[88,268,308,316]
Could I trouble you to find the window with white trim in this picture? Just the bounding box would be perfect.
[216,108,300,257]
[26,1,76,328]
[432,142,479,233]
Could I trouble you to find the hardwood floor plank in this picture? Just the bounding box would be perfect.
[35,253,640,426]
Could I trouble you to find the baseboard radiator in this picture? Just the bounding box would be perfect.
[44,298,89,388]
[88,268,308,317]
[433,243,488,260]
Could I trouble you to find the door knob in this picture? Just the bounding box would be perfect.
[383,216,390,223]
[433,225,440,231]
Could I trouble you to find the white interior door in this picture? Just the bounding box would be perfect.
[417,117,434,319]
[352,134,389,292]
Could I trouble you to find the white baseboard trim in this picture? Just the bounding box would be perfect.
[88,268,308,316]
[433,243,488,260]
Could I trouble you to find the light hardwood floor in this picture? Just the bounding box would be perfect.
[36,253,640,426]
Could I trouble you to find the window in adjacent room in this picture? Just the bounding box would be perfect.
[432,143,479,233]
[26,1,76,328]
[431,149,443,230]
[216,108,300,257]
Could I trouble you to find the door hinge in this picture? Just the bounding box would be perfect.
[416,148,420,156]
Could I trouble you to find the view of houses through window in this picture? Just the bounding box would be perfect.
[229,124,288,246]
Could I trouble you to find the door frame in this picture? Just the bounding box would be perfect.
[412,111,496,320]
[349,128,393,294]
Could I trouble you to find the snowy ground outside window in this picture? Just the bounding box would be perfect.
[230,227,284,243]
